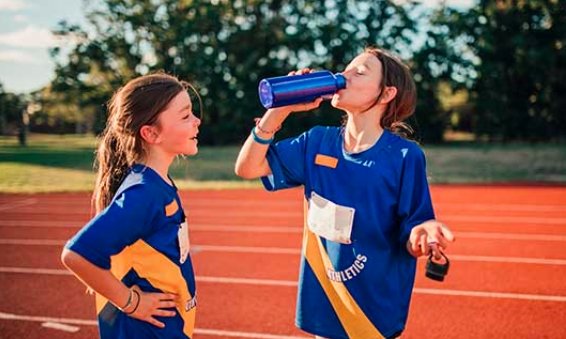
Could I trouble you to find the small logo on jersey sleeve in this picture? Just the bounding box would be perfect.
[401,148,408,158]
[315,154,338,169]
[165,199,179,216]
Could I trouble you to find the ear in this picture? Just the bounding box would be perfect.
[379,86,398,105]
[140,125,161,144]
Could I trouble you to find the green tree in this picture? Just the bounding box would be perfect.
[48,0,447,143]
[0,83,26,139]
[428,0,566,141]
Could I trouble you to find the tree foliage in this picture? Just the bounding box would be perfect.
[42,0,566,143]
[427,0,566,141]
[46,0,451,143]
[0,83,26,135]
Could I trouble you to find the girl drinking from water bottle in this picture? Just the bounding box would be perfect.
[235,47,455,339]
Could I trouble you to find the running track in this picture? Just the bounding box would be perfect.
[0,185,565,338]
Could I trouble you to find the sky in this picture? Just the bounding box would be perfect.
[0,0,86,94]
[0,0,475,94]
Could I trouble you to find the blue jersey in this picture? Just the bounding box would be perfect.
[66,164,197,339]
[262,126,435,339]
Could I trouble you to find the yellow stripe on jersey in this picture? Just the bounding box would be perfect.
[165,199,179,216]
[302,200,384,338]
[95,245,134,314]
[95,240,196,337]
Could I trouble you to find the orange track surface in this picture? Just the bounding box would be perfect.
[1,185,565,338]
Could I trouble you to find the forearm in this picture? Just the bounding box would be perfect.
[235,108,291,179]
[61,248,130,309]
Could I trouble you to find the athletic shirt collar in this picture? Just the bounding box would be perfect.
[130,163,178,193]
[340,127,393,157]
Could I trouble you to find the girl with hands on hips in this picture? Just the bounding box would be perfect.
[62,73,201,338]
[236,48,455,339]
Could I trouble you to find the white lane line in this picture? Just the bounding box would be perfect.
[193,251,566,266]
[0,222,304,232]
[191,225,303,233]
[196,277,566,302]
[3,212,566,225]
[3,221,566,235]
[456,232,566,242]
[193,245,300,255]
[2,214,566,227]
[0,312,96,325]
[0,221,84,228]
[195,328,308,338]
[0,239,66,245]
[193,246,566,266]
[5,198,566,212]
[0,209,306,218]
[449,255,566,266]
[413,288,566,302]
[442,215,566,225]
[436,203,566,212]
[0,198,37,212]
[2,240,566,265]
[1,268,566,302]
[0,267,72,275]
[4,229,566,242]
[41,321,80,332]
[198,276,298,287]
[0,312,308,339]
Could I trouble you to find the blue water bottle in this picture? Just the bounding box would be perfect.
[258,70,346,109]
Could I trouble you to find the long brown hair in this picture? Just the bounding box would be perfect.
[93,73,199,213]
[366,47,417,138]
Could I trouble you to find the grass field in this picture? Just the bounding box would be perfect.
[1,134,565,192]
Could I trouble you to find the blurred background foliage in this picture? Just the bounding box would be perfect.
[1,0,565,145]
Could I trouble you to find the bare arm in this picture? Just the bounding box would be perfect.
[61,248,177,328]
[235,107,292,179]
[236,68,324,179]
[61,248,131,306]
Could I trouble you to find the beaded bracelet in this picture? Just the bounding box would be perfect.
[254,117,281,134]
[251,127,273,145]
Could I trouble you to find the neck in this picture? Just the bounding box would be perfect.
[142,149,175,185]
[343,108,384,153]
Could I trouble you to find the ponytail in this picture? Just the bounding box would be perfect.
[92,128,131,214]
[389,121,415,140]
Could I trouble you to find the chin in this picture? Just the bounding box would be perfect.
[185,148,198,156]
[330,96,342,108]
[331,98,350,111]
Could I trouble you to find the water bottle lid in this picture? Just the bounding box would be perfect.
[335,73,346,90]
[258,79,273,108]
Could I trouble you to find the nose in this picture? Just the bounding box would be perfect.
[193,116,201,127]
[341,68,354,81]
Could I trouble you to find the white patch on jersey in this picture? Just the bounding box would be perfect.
[307,191,355,244]
[178,219,190,264]
[401,148,408,158]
